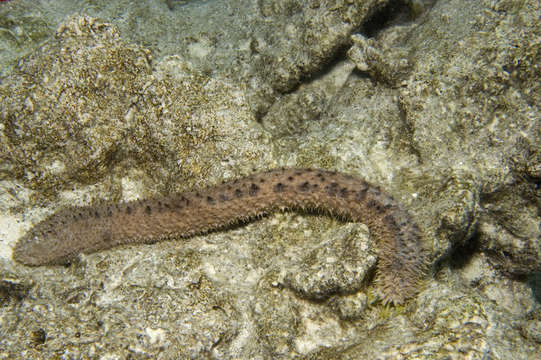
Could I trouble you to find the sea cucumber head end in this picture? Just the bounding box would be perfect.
[13,230,73,266]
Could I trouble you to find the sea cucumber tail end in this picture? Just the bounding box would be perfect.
[376,221,429,305]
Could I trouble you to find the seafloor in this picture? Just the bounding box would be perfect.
[0,0,540,359]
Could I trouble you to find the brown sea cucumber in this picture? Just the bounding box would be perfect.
[13,168,426,304]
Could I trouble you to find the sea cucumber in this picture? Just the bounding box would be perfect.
[13,168,426,304]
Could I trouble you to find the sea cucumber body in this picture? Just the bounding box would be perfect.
[13,168,425,304]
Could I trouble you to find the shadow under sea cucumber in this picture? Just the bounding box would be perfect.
[13,168,427,304]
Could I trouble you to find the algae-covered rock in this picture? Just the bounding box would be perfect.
[0,15,269,201]
[0,0,390,120]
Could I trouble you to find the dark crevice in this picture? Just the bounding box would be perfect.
[361,0,417,38]
[447,232,482,271]
[280,43,352,97]
[527,272,541,303]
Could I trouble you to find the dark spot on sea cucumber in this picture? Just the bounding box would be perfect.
[326,182,339,196]
[102,231,112,243]
[195,193,201,198]
[145,205,152,215]
[340,187,348,198]
[249,183,260,196]
[287,176,294,181]
[94,211,100,218]
[219,193,229,202]
[274,182,285,192]
[126,206,132,215]
[298,182,310,192]
[172,199,183,209]
[366,199,379,210]
[356,189,367,201]
[259,178,265,183]
[207,196,215,205]
[107,207,113,217]
[235,189,243,198]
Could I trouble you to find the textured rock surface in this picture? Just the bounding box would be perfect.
[0,0,389,118]
[1,0,540,358]
[0,15,269,199]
